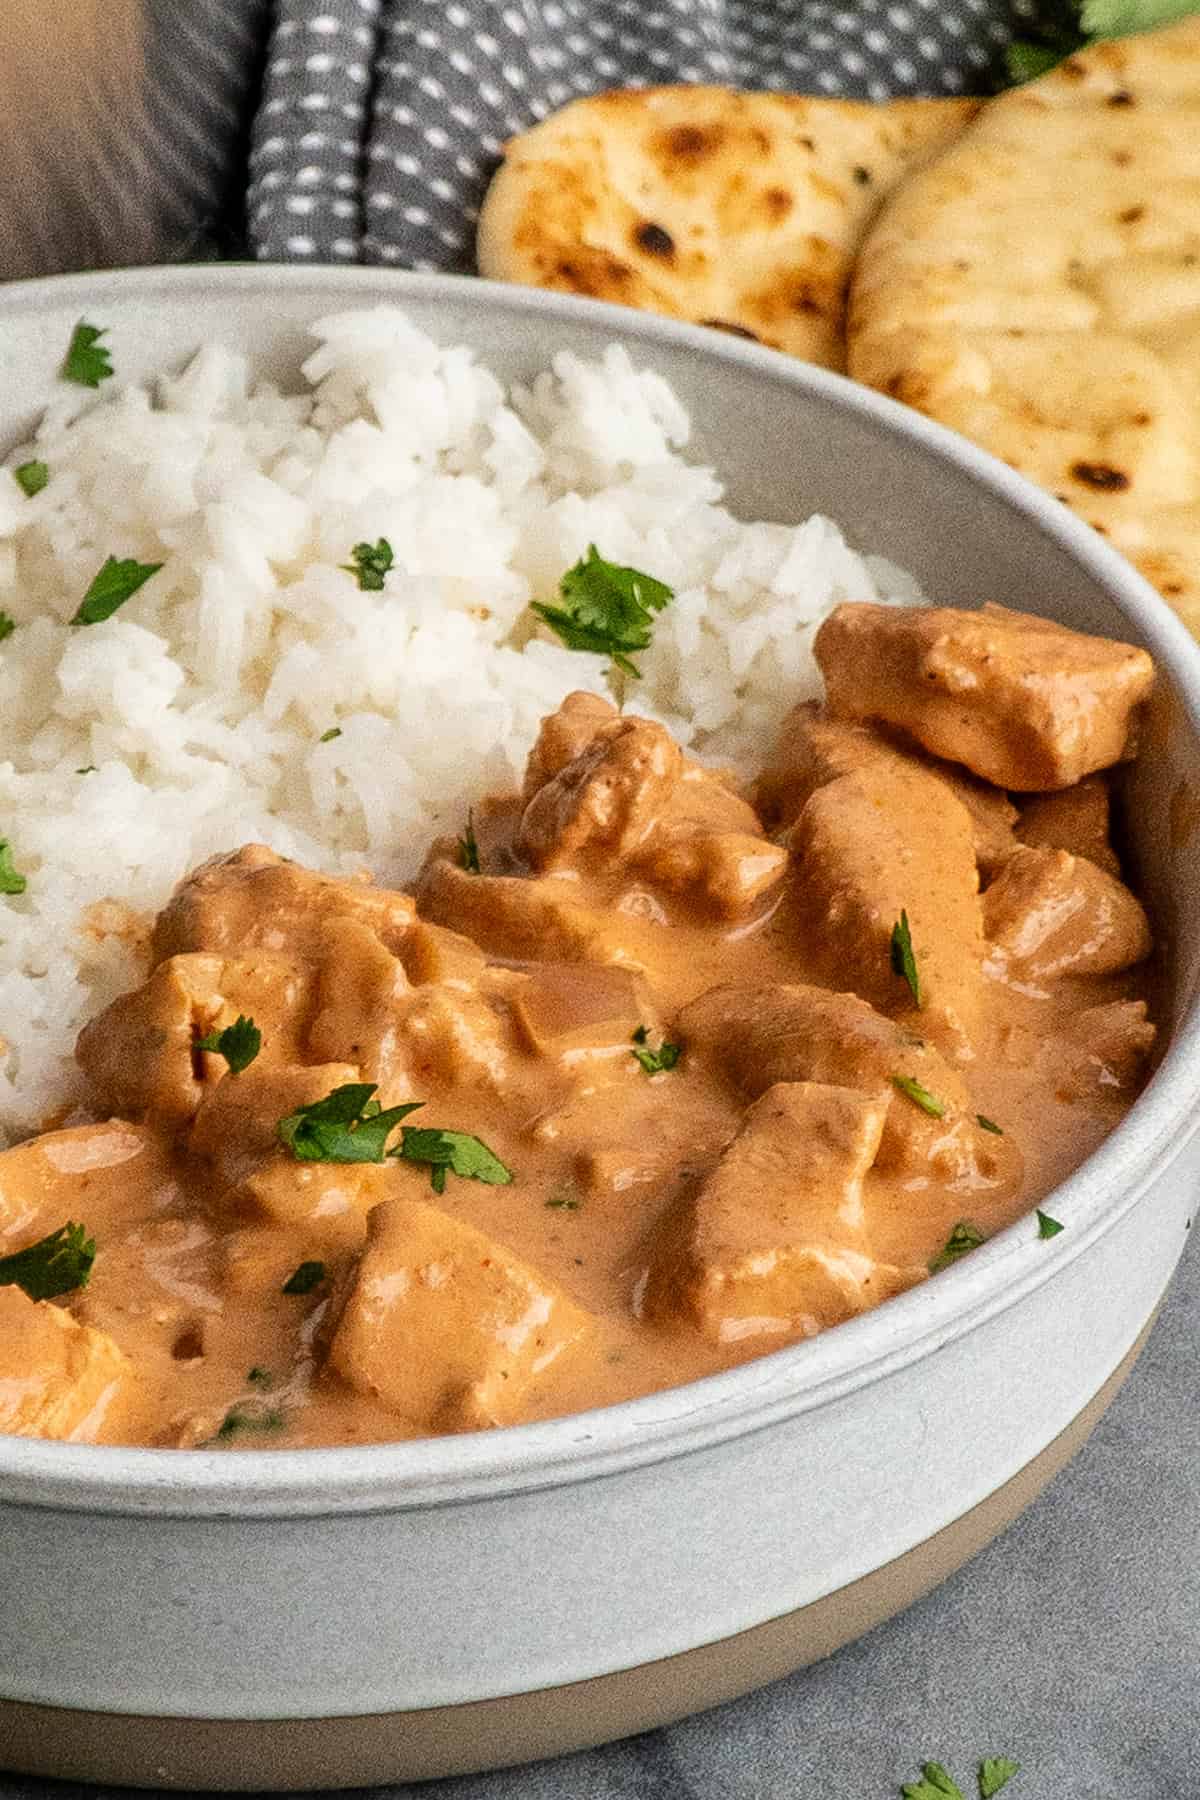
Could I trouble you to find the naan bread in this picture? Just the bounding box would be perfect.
[478,86,978,371]
[848,18,1200,629]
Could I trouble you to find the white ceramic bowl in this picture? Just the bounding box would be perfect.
[3,266,1200,1791]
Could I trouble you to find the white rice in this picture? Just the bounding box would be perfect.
[0,306,923,1139]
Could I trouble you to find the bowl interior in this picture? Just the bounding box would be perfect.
[3,264,1200,1506]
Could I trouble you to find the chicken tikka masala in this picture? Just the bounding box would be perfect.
[0,600,1158,1448]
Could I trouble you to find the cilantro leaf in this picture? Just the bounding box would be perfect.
[891,1074,946,1118]
[1005,36,1073,80]
[1037,1209,1065,1240]
[0,1220,96,1300]
[72,554,163,626]
[277,1083,424,1163]
[459,809,481,873]
[546,1191,582,1211]
[976,1114,1003,1135]
[1081,0,1198,34]
[0,613,14,643]
[930,1219,986,1274]
[342,538,394,591]
[319,726,342,743]
[14,460,48,498]
[216,1403,285,1440]
[281,1260,327,1295]
[631,1027,682,1075]
[61,321,113,388]
[0,839,27,896]
[531,544,674,678]
[891,910,922,1008]
[901,1763,966,1800]
[978,1758,1020,1798]
[247,1366,273,1387]
[195,1015,262,1075]
[394,1126,513,1193]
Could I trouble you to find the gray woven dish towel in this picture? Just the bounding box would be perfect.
[247,0,1035,275]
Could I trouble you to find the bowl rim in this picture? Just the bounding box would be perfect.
[3,260,1200,1518]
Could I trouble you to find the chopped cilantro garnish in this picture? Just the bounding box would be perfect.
[393,1126,513,1194]
[195,1014,262,1075]
[531,543,674,678]
[0,839,27,896]
[61,320,113,388]
[978,1758,1020,1798]
[891,1074,945,1118]
[890,910,922,1008]
[72,554,163,626]
[246,1366,273,1387]
[458,809,481,873]
[13,460,48,498]
[319,726,342,743]
[281,1260,327,1295]
[631,1027,681,1075]
[901,1766,965,1800]
[1036,1209,1065,1240]
[545,1191,582,1211]
[0,1220,95,1300]
[277,1082,422,1164]
[929,1219,986,1274]
[976,1114,1003,1135]
[0,613,14,643]
[216,1404,285,1440]
[342,538,394,591]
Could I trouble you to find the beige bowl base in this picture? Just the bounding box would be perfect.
[0,1324,1148,1791]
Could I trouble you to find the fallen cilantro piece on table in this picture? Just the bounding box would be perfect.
[319,726,342,743]
[929,1219,986,1274]
[901,1763,965,1800]
[0,1220,96,1300]
[0,839,27,896]
[1037,1209,1065,1239]
[195,1015,262,1074]
[61,320,113,387]
[281,1260,327,1296]
[342,538,394,591]
[72,555,163,626]
[890,909,922,1008]
[393,1126,513,1194]
[0,613,14,643]
[891,1073,945,1118]
[13,460,48,498]
[277,1083,423,1164]
[531,543,674,678]
[978,1757,1020,1798]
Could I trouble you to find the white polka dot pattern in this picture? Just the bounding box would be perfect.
[248,0,1031,271]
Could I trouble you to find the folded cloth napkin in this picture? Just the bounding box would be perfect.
[246,0,1032,274]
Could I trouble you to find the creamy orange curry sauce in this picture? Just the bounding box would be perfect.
[0,601,1159,1448]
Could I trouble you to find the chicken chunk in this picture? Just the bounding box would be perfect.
[757,703,1018,874]
[1054,1001,1156,1098]
[678,982,1021,1193]
[517,714,682,871]
[1017,777,1120,878]
[152,843,416,962]
[815,602,1154,791]
[0,1120,178,1244]
[77,951,315,1127]
[189,1061,379,1238]
[304,919,411,1082]
[329,1196,593,1431]
[791,761,984,1057]
[0,1288,131,1441]
[983,848,1151,982]
[647,1082,917,1345]
[517,696,783,917]
[417,854,653,966]
[521,689,621,800]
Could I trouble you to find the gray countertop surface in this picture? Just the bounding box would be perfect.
[3,1229,1197,1800]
